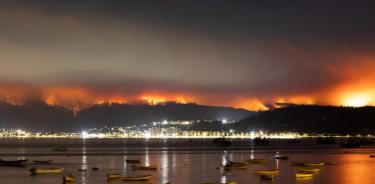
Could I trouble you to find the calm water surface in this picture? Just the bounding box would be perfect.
[0,138,374,184]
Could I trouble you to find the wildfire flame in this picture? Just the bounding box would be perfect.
[1,81,375,112]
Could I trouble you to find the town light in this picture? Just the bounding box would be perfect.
[222,119,227,124]
[81,131,89,139]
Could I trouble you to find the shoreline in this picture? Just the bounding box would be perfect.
[0,145,374,157]
[0,138,374,156]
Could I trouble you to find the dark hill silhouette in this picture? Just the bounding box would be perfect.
[233,105,375,134]
[0,100,74,131]
[0,101,252,131]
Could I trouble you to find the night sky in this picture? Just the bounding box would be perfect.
[1,1,375,110]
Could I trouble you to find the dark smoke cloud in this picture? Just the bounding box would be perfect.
[0,1,375,109]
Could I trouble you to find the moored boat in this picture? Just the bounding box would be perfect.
[30,167,64,174]
[33,160,53,164]
[120,174,151,181]
[287,139,301,143]
[126,159,141,163]
[296,172,314,178]
[106,173,121,180]
[222,161,248,170]
[298,167,320,172]
[303,162,325,167]
[226,161,248,166]
[52,146,67,152]
[254,169,279,175]
[0,158,28,167]
[273,152,288,160]
[63,174,74,182]
[223,164,248,170]
[273,155,288,160]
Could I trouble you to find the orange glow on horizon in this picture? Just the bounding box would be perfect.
[141,95,167,105]
[233,98,269,111]
[335,87,374,107]
[140,93,190,105]
[3,80,375,111]
[274,96,315,105]
[42,88,198,110]
[94,96,128,105]
[343,95,370,107]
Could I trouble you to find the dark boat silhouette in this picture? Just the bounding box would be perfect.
[0,159,28,167]
[126,159,141,163]
[287,139,301,143]
[52,146,67,152]
[273,152,288,160]
[33,160,53,164]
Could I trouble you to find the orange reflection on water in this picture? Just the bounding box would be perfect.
[336,154,375,184]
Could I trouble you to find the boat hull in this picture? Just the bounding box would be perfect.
[106,174,121,180]
[254,169,279,175]
[126,159,141,163]
[296,173,314,178]
[30,168,64,174]
[0,159,28,167]
[63,175,74,182]
[303,162,325,167]
[120,175,151,181]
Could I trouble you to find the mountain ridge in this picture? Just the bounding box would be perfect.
[233,105,375,134]
[0,100,253,131]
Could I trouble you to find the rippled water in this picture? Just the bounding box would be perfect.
[0,138,375,184]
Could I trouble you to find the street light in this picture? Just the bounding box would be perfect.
[222,119,227,124]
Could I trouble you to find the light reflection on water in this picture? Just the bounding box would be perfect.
[172,150,176,175]
[221,175,227,184]
[336,154,374,184]
[161,150,169,184]
[122,147,127,175]
[17,139,26,160]
[81,140,87,184]
[145,147,149,167]
[220,151,227,184]
[221,151,227,166]
[1,145,375,184]
[276,157,279,169]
